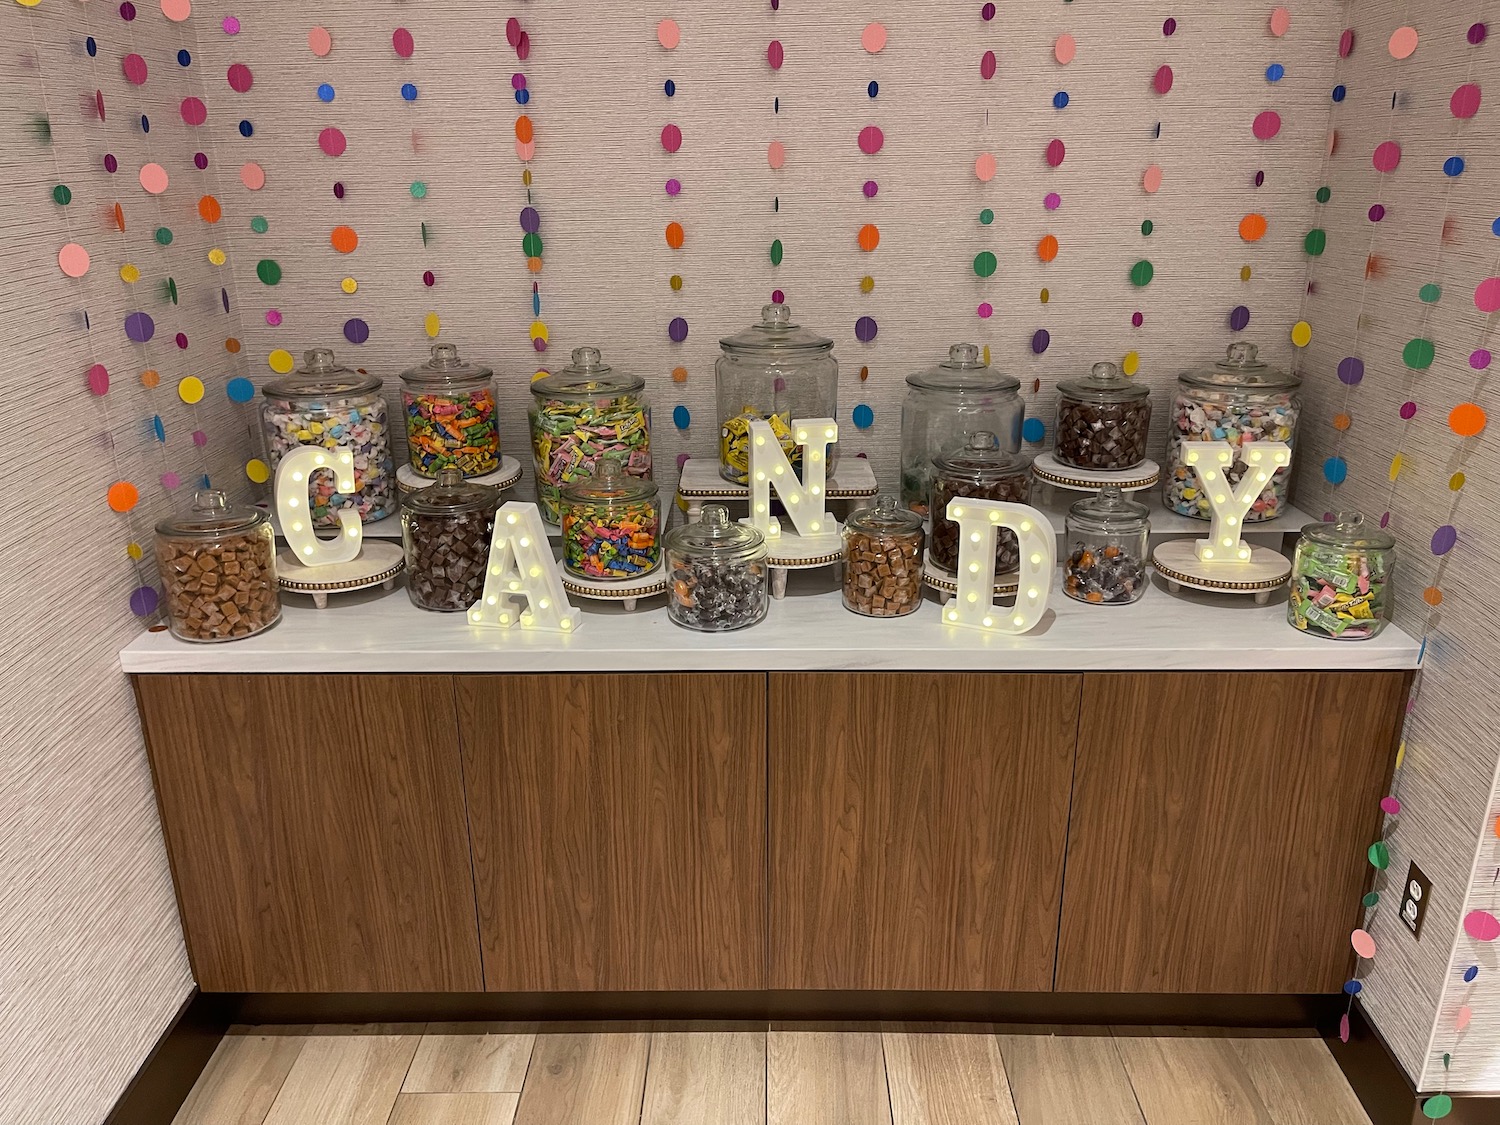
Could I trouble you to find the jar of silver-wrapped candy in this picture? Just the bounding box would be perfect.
[1063,486,1149,605]
[663,504,769,631]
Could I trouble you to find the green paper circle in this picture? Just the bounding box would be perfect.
[52,184,72,205]
[410,181,427,199]
[250,216,268,234]
[973,251,997,278]
[521,232,543,258]
[770,239,784,266]
[1130,259,1154,286]
[1140,219,1154,236]
[154,227,174,246]
[166,278,179,305]
[1304,229,1327,256]
[1419,283,1442,303]
[1403,338,1436,370]
[256,259,282,286]
[1368,840,1390,870]
[1316,185,1332,204]
[979,208,994,226]
[1422,1094,1453,1119]
[1362,891,1380,907]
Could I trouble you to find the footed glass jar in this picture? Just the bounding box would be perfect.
[1054,360,1152,470]
[929,431,1033,575]
[842,495,925,617]
[154,489,280,642]
[1288,512,1394,640]
[399,343,499,478]
[401,467,501,612]
[560,459,661,581]
[900,343,1022,515]
[1064,486,1150,605]
[716,303,838,484]
[1165,342,1301,521]
[663,504,769,631]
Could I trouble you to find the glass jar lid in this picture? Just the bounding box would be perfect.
[1179,341,1302,391]
[1059,360,1151,403]
[846,494,925,536]
[402,467,501,516]
[529,346,644,398]
[663,504,766,561]
[1069,485,1151,531]
[905,342,1021,394]
[719,303,834,358]
[1300,510,1395,551]
[562,457,659,504]
[399,343,493,387]
[155,488,269,537]
[262,347,382,398]
[931,430,1034,484]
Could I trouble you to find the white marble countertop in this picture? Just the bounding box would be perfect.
[121,569,1420,674]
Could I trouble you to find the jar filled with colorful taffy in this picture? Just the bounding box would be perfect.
[559,458,661,581]
[528,347,651,524]
[399,344,500,478]
[1288,512,1394,640]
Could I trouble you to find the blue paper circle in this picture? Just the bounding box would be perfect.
[226,377,256,403]
[852,404,874,430]
[1465,965,1480,983]
[86,36,97,57]
[515,88,529,104]
[238,119,253,137]
[1332,85,1346,102]
[1493,216,1500,237]
[401,82,418,102]
[140,114,150,133]
[1444,156,1466,177]
[177,49,191,66]
[1343,980,1363,995]
[1323,456,1348,484]
[672,405,690,430]
[1266,63,1285,82]
[1053,90,1069,109]
[317,83,335,102]
[151,415,165,443]
[1022,417,1045,443]
[664,78,676,97]
[868,80,878,98]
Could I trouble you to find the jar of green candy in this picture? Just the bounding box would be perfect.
[1288,512,1394,640]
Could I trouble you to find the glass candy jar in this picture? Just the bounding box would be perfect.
[900,343,1022,515]
[1064,486,1150,605]
[929,431,1033,576]
[1288,512,1395,640]
[1165,342,1301,521]
[842,495,925,618]
[663,504,769,631]
[400,467,500,612]
[560,459,662,581]
[399,343,500,478]
[529,347,651,524]
[1054,360,1152,471]
[716,303,839,484]
[154,489,280,643]
[260,347,395,527]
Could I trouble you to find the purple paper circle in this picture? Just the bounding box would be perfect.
[1432,526,1457,555]
[343,317,370,344]
[1131,312,1144,328]
[1469,23,1488,46]
[774,377,787,393]
[519,206,540,233]
[1229,305,1251,331]
[423,271,435,287]
[1471,349,1492,370]
[124,312,155,343]
[1337,356,1365,385]
[120,2,136,20]
[1031,329,1050,354]
[194,151,208,170]
[665,178,681,197]
[863,179,878,198]
[104,153,119,173]
[192,430,207,447]
[175,332,188,350]
[1163,17,1176,36]
[1254,170,1265,187]
[855,316,878,343]
[668,316,689,343]
[512,73,527,90]
[1369,204,1386,222]
[771,289,785,303]
[333,182,345,199]
[1400,401,1417,420]
[161,471,181,490]
[982,2,996,20]
[129,585,159,617]
[676,452,691,469]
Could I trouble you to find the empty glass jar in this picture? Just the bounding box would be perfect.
[716,303,838,484]
[1288,512,1394,640]
[929,431,1033,575]
[401,467,501,612]
[560,459,661,581]
[842,495,925,617]
[663,504,769,631]
[900,343,1022,515]
[1054,360,1152,471]
[399,343,500,478]
[154,489,280,642]
[1064,486,1150,605]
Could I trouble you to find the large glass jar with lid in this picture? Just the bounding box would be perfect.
[1165,341,1301,521]
[1054,360,1152,471]
[154,489,280,642]
[929,431,1033,575]
[900,342,1022,516]
[842,495,925,617]
[401,467,500,612]
[1064,486,1150,605]
[1288,512,1394,640]
[560,459,661,581]
[528,347,651,524]
[399,343,500,478]
[260,347,394,527]
[716,303,838,484]
[663,504,769,631]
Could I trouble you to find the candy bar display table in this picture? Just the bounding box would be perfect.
[676,456,878,522]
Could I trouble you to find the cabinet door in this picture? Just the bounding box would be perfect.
[458,673,766,991]
[136,674,483,992]
[769,672,1081,991]
[1056,671,1409,993]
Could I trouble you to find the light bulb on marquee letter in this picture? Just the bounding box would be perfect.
[471,501,579,632]
[746,417,837,541]
[275,445,362,566]
[943,499,1056,633]
[1182,440,1290,563]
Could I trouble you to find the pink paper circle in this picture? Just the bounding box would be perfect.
[139,163,169,194]
[1474,277,1500,313]
[392,27,414,58]
[239,162,265,190]
[1372,141,1401,172]
[1253,110,1282,140]
[161,471,181,491]
[858,125,884,155]
[862,22,887,53]
[160,0,191,21]
[1044,192,1061,210]
[1464,910,1500,941]
[318,127,348,157]
[1269,7,1291,36]
[222,16,240,34]
[180,96,207,126]
[58,243,91,278]
[122,53,148,85]
[767,140,785,170]
[1389,26,1418,59]
[308,26,332,56]
[975,153,997,182]
[1351,929,1377,959]
[1338,28,1355,57]
[977,302,993,319]
[516,139,536,161]
[657,18,680,50]
[1452,83,1482,119]
[1457,1006,1473,1031]
[265,309,282,327]
[227,62,253,92]
[661,123,682,153]
[1054,33,1076,64]
[1379,796,1402,815]
[1142,165,1162,193]
[1046,138,1066,167]
[87,364,110,395]
[1154,65,1173,95]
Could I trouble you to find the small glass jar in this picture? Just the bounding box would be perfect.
[399,343,500,478]
[1054,360,1153,470]
[842,495,925,617]
[261,347,395,527]
[1165,341,1302,522]
[929,431,1033,575]
[529,347,651,524]
[400,467,501,612]
[560,459,662,580]
[900,343,1022,515]
[663,504,769,631]
[1289,511,1395,640]
[716,303,839,484]
[154,489,280,642]
[1064,486,1150,605]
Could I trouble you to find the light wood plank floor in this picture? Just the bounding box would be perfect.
[174,1023,1371,1125]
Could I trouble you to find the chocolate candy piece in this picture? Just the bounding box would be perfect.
[930,476,1028,575]
[156,529,280,641]
[1063,541,1146,604]
[1054,397,1152,470]
[843,527,924,617]
[405,509,493,612]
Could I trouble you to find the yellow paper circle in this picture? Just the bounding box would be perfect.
[1290,321,1312,347]
[1388,453,1403,482]
[1395,740,1406,769]
[207,247,226,266]
[119,263,141,283]
[245,458,270,484]
[982,345,991,366]
[268,348,295,374]
[1450,472,1466,491]
[530,370,549,383]
[1040,288,1050,304]
[529,320,549,343]
[860,276,875,293]
[1122,351,1140,376]
[127,541,144,560]
[177,376,205,404]
[425,313,441,338]
[15,0,43,8]
[341,277,358,294]
[1240,265,1253,282]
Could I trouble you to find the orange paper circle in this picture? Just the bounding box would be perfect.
[1450,402,1487,437]
[861,22,887,53]
[1424,587,1444,606]
[225,337,241,354]
[671,366,688,383]
[1037,234,1059,262]
[767,140,786,169]
[665,221,685,249]
[330,225,359,254]
[1239,213,1268,242]
[857,224,880,252]
[1389,26,1418,60]
[514,116,534,144]
[1333,413,1351,431]
[107,481,140,513]
[140,369,160,388]
[198,195,222,223]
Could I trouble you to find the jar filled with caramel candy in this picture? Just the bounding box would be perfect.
[154,489,280,642]
[842,494,925,617]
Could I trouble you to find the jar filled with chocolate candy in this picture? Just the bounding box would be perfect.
[1064,486,1150,605]
[1288,512,1394,640]
[1054,360,1152,470]
[154,489,280,642]
[400,467,501,612]
[663,504,769,631]
[929,431,1033,576]
[842,494,925,618]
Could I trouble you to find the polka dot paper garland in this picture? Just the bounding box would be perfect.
[660,14,687,357]
[509,16,547,354]
[858,17,886,358]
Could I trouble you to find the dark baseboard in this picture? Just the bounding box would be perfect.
[103,989,233,1125]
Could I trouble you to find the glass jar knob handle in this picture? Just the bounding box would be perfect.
[762,303,792,326]
[949,342,982,366]
[303,347,337,372]
[571,346,604,370]
[1225,341,1259,367]
[429,343,461,368]
[1092,360,1122,381]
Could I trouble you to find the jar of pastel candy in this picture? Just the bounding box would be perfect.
[929,431,1033,576]
[663,504,769,631]
[559,459,661,581]
[842,495,925,618]
[1054,360,1152,471]
[154,489,280,643]
[260,348,394,528]
[528,347,651,524]
[716,303,839,485]
[1288,512,1394,640]
[1064,486,1150,605]
[399,343,500,478]
[1165,342,1301,522]
[401,467,501,613]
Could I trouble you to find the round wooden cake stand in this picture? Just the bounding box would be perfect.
[397,456,523,495]
[1031,451,1160,493]
[561,563,669,613]
[920,555,1020,603]
[763,527,844,600]
[276,540,406,609]
[1151,539,1291,605]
